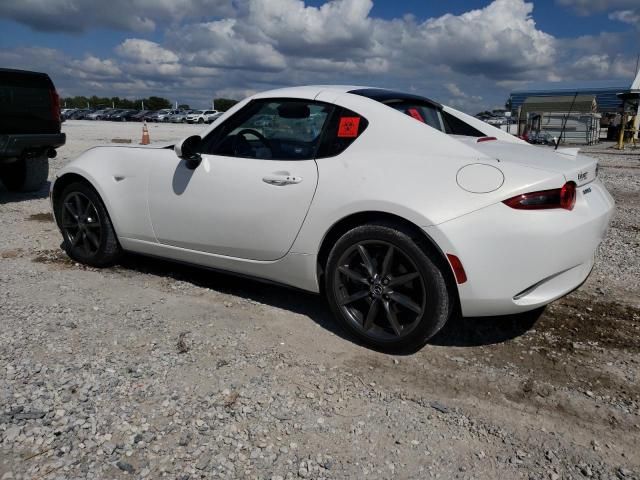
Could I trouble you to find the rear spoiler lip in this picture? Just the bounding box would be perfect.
[555,148,581,158]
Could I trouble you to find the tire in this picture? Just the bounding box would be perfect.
[0,156,49,192]
[55,181,122,267]
[325,223,452,352]
[198,118,204,124]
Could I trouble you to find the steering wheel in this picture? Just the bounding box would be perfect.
[232,128,272,157]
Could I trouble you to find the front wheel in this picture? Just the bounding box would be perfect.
[55,181,122,267]
[325,224,452,352]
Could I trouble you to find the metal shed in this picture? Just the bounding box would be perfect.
[517,95,601,145]
[509,82,628,114]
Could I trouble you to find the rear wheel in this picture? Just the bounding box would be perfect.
[325,224,452,351]
[56,181,122,267]
[0,155,49,192]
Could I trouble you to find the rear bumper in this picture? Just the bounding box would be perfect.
[426,179,614,316]
[0,133,66,158]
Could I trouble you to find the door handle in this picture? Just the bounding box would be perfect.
[262,174,302,186]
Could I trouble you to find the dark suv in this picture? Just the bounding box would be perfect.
[0,68,66,192]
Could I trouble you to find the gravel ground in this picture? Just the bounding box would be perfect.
[1,121,639,479]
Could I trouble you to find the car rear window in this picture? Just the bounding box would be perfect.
[349,88,484,137]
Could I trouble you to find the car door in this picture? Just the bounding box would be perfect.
[147,98,332,261]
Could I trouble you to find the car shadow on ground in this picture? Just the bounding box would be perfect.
[0,182,50,204]
[119,253,542,352]
[429,308,543,347]
[119,252,343,333]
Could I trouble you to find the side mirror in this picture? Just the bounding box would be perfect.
[175,135,203,169]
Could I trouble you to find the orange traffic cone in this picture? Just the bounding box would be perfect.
[141,122,150,145]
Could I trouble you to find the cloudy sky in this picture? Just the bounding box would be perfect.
[1,0,638,112]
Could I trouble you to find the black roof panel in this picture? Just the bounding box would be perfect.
[348,88,442,110]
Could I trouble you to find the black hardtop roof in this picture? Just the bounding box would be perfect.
[348,88,442,110]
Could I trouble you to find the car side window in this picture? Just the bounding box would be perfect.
[315,107,369,158]
[384,100,444,131]
[440,111,485,137]
[202,99,332,160]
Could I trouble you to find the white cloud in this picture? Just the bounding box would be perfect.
[609,9,640,28]
[445,83,466,98]
[244,0,374,58]
[0,0,234,32]
[556,0,640,15]
[376,0,556,79]
[571,54,612,77]
[117,39,180,64]
[0,0,636,113]
[71,56,122,77]
[165,19,288,72]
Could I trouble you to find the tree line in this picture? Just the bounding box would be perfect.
[61,95,238,112]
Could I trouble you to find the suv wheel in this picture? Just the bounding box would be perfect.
[325,224,452,351]
[0,155,49,192]
[55,181,122,267]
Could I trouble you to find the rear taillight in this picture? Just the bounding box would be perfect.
[49,89,61,123]
[559,182,576,210]
[503,181,576,211]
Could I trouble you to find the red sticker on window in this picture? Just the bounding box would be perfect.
[407,108,425,123]
[337,117,360,138]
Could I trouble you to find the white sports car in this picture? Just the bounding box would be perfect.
[51,86,614,350]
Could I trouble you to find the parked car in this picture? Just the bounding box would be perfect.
[103,109,125,121]
[169,111,190,123]
[131,110,150,122]
[0,68,65,192]
[143,111,161,122]
[71,109,93,120]
[155,109,179,122]
[206,111,224,124]
[528,131,557,145]
[50,85,614,351]
[186,110,218,124]
[86,109,110,120]
[110,109,139,122]
[61,108,77,120]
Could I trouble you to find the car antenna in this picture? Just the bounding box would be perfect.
[555,91,578,150]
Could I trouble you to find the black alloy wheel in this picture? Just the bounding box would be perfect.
[333,240,426,340]
[326,224,452,351]
[56,181,122,267]
[60,191,102,257]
